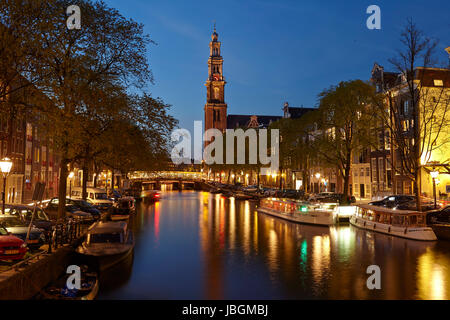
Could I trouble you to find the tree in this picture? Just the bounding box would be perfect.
[374,19,450,210]
[18,0,154,218]
[314,80,379,201]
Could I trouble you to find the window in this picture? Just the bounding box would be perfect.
[385,130,391,150]
[434,79,443,86]
[404,181,412,195]
[371,158,377,182]
[404,100,409,115]
[378,158,385,183]
[378,131,384,149]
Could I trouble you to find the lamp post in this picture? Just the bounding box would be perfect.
[430,170,439,209]
[315,173,321,193]
[0,157,13,214]
[68,171,75,197]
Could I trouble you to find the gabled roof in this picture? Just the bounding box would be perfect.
[227,114,281,129]
[285,107,315,119]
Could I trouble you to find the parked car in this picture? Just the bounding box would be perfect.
[308,192,334,202]
[369,195,414,208]
[0,226,28,261]
[0,215,45,250]
[5,204,54,232]
[280,189,304,199]
[110,190,122,202]
[318,193,356,204]
[369,195,436,211]
[43,198,93,222]
[70,187,114,211]
[66,199,101,220]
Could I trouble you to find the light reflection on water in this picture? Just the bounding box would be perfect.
[98,191,450,300]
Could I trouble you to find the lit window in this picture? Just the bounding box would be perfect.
[434,79,443,86]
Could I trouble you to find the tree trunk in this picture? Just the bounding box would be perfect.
[82,162,88,200]
[58,158,68,219]
[414,165,422,211]
[93,171,98,187]
[116,175,121,191]
[342,154,352,204]
[110,167,115,195]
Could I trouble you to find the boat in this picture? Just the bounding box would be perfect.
[350,204,437,241]
[429,224,450,241]
[108,197,135,221]
[76,221,135,271]
[257,198,338,226]
[210,188,222,194]
[38,265,99,300]
[232,192,254,201]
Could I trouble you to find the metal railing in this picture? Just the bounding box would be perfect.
[1,219,87,274]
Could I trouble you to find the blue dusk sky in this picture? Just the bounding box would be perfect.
[104,0,450,132]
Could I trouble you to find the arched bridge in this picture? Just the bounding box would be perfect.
[128,171,207,191]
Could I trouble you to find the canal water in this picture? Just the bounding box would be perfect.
[97,191,450,299]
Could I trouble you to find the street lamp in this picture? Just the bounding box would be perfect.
[430,170,439,209]
[68,171,75,197]
[0,157,13,214]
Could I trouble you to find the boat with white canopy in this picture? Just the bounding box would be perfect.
[257,198,340,226]
[350,204,437,241]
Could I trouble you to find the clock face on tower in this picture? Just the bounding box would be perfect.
[213,75,219,81]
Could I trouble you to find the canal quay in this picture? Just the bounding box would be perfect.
[94,191,450,300]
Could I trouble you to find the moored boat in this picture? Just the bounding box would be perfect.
[350,204,437,241]
[232,192,254,201]
[429,224,450,241]
[38,265,99,300]
[108,196,135,221]
[257,198,337,226]
[210,188,222,194]
[76,221,135,271]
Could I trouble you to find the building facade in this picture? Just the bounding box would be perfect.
[0,82,60,205]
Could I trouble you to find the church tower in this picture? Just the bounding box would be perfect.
[204,26,227,134]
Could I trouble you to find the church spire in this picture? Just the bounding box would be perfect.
[204,25,227,136]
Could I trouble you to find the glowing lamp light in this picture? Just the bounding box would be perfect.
[315,173,321,179]
[0,158,12,174]
[430,171,439,179]
[68,171,75,179]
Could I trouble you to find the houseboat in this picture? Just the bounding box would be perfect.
[257,198,338,226]
[76,221,135,271]
[350,204,437,241]
[108,197,136,221]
